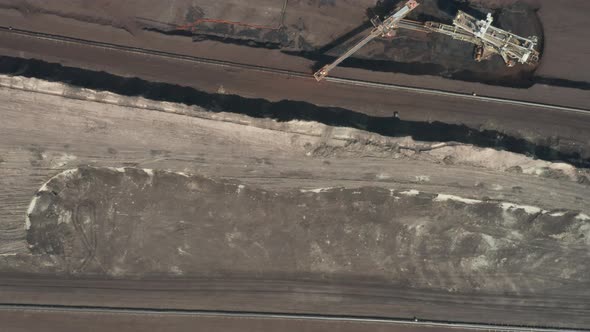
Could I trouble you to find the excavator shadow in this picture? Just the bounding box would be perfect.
[369,0,406,18]
[314,22,372,57]
[311,0,407,72]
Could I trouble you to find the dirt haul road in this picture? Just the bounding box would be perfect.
[0,307,516,332]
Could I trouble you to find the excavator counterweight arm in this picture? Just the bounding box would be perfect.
[313,0,419,81]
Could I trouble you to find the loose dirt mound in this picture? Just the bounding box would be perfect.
[26,167,589,296]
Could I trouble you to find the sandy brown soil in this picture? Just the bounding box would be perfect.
[0,75,588,328]
[22,166,590,290]
[1,77,589,243]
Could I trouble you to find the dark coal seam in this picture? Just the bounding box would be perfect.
[0,56,587,168]
[534,77,590,91]
[144,27,285,50]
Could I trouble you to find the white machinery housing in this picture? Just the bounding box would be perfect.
[426,11,539,67]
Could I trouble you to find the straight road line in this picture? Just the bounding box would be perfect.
[0,304,585,332]
[325,77,590,115]
[0,26,588,116]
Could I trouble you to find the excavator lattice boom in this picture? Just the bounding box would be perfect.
[313,0,540,81]
[313,0,419,81]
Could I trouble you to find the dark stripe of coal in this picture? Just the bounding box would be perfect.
[0,56,588,168]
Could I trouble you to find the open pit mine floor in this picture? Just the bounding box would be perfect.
[0,75,589,330]
[0,0,589,331]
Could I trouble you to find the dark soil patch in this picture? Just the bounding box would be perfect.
[0,56,587,168]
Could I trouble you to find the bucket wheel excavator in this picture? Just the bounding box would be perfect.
[313,0,419,81]
[313,0,540,81]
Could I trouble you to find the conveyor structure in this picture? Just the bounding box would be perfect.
[314,1,540,81]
